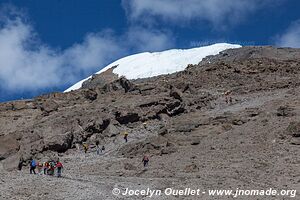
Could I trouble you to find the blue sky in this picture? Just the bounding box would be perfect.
[0,0,300,102]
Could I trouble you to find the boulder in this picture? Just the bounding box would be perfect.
[245,108,260,117]
[277,105,294,117]
[160,142,177,155]
[222,124,233,131]
[115,112,140,124]
[82,67,118,89]
[0,134,20,161]
[84,118,110,133]
[184,164,199,173]
[103,123,120,137]
[82,89,98,101]
[36,100,59,114]
[158,101,185,117]
[43,132,73,153]
[158,113,170,122]
[175,124,196,133]
[232,117,247,125]
[290,138,300,145]
[158,128,168,136]
[182,84,196,94]
[119,77,136,93]
[191,140,200,146]
[104,77,136,93]
[120,137,166,157]
[2,153,21,171]
[286,122,300,137]
[170,85,183,101]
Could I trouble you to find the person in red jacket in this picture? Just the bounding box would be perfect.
[55,161,63,177]
[142,155,149,167]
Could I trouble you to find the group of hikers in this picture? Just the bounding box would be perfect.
[81,141,105,154]
[22,159,64,177]
[19,130,150,177]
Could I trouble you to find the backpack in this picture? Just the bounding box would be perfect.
[83,144,88,149]
[31,160,36,167]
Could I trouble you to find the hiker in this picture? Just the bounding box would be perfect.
[37,162,43,175]
[43,161,49,175]
[142,155,149,167]
[48,161,55,176]
[96,141,100,155]
[124,131,128,143]
[142,122,147,129]
[55,160,63,177]
[101,145,105,153]
[18,157,24,171]
[30,159,37,174]
[224,90,232,104]
[83,143,89,153]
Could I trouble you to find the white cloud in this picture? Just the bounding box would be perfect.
[276,20,300,48]
[122,0,279,27]
[125,26,174,52]
[0,10,173,92]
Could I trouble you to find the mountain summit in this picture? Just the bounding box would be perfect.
[65,43,241,92]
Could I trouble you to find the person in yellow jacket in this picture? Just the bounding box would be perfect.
[83,143,89,153]
[123,131,128,143]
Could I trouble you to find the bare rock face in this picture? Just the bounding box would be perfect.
[169,85,183,101]
[103,123,120,137]
[82,66,119,89]
[81,89,98,101]
[120,137,167,157]
[104,77,137,93]
[118,77,136,93]
[161,100,186,116]
[43,132,74,153]
[83,118,110,134]
[115,112,140,125]
[35,99,59,114]
[0,134,20,161]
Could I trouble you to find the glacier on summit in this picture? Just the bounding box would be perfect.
[65,43,241,92]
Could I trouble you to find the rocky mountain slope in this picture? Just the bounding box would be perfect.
[1,46,300,200]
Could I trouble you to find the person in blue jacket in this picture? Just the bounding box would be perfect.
[30,159,37,174]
